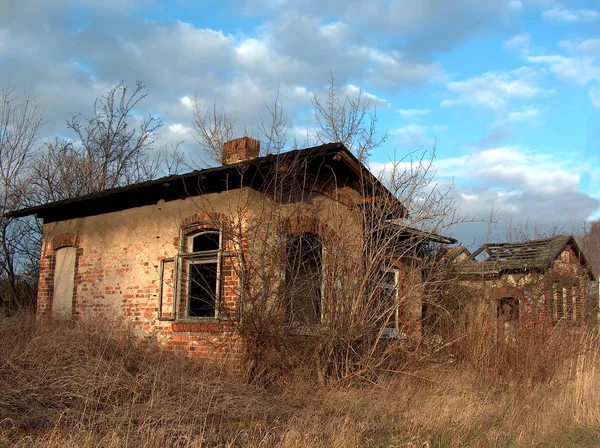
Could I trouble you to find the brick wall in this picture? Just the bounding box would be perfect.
[37,186,420,366]
[475,245,593,331]
[38,191,251,366]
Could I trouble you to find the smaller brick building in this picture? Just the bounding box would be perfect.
[454,235,597,331]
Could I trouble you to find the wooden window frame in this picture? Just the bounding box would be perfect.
[378,267,400,336]
[183,229,222,319]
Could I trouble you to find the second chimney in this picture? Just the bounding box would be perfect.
[222,137,260,165]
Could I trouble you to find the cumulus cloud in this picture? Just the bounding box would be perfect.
[0,0,535,147]
[391,124,431,146]
[245,0,524,56]
[441,147,597,237]
[590,86,600,109]
[341,0,522,54]
[508,0,524,12]
[542,8,600,24]
[441,67,552,110]
[493,105,542,127]
[0,0,450,150]
[1,0,597,245]
[346,84,390,106]
[523,35,600,108]
[376,145,598,244]
[504,33,531,50]
[528,54,600,85]
[559,38,600,55]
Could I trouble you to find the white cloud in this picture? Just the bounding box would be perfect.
[371,144,599,244]
[504,33,531,50]
[434,146,590,198]
[542,8,600,24]
[349,46,441,88]
[526,38,600,108]
[235,37,304,82]
[527,54,600,85]
[503,105,541,124]
[346,84,389,106]
[508,0,524,12]
[441,67,552,110]
[391,123,430,146]
[179,96,194,110]
[437,146,597,240]
[590,86,600,109]
[167,123,193,138]
[559,38,600,55]
[461,193,479,202]
[398,108,431,118]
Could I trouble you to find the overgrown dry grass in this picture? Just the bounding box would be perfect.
[1,314,600,447]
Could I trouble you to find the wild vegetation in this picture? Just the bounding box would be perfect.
[1,314,600,447]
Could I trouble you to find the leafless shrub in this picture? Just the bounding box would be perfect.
[185,76,464,384]
[180,145,460,385]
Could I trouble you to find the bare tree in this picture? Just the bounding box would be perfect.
[192,100,237,165]
[68,81,164,190]
[257,87,288,155]
[0,86,43,311]
[312,74,387,161]
[580,221,600,278]
[31,81,180,203]
[192,75,386,164]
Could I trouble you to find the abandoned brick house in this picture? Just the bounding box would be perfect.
[12,137,453,362]
[453,235,597,332]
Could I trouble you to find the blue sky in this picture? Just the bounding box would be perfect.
[1,0,599,245]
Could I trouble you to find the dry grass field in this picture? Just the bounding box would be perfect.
[1,314,600,447]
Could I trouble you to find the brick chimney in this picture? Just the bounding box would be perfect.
[222,137,260,165]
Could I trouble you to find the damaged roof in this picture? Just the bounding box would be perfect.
[9,143,406,223]
[456,234,595,280]
[440,246,471,262]
[386,223,457,245]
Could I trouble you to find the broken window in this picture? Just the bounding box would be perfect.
[550,283,580,324]
[565,286,574,321]
[497,296,519,321]
[285,232,322,325]
[185,230,221,318]
[552,283,565,322]
[377,268,399,331]
[571,285,579,322]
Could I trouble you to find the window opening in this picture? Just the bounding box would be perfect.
[552,283,565,322]
[185,230,221,318]
[285,232,323,325]
[377,268,399,331]
[497,296,519,321]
